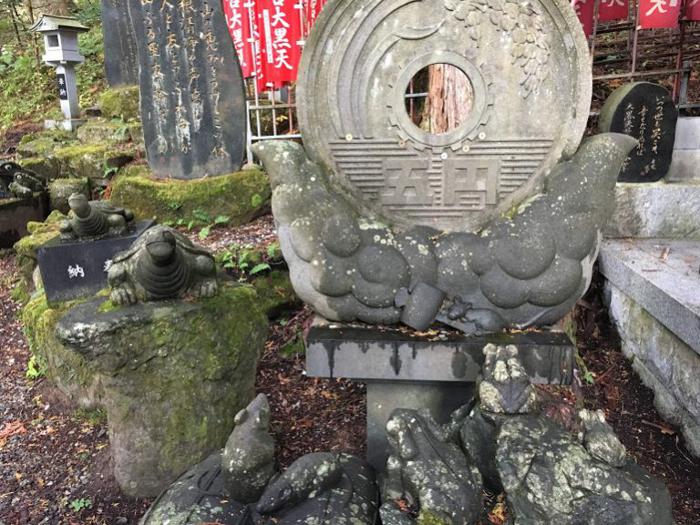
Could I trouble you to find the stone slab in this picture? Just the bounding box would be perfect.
[37,219,154,305]
[598,239,700,356]
[306,324,575,385]
[127,0,246,179]
[604,182,700,240]
[0,193,49,248]
[667,117,700,182]
[606,282,700,457]
[100,0,139,86]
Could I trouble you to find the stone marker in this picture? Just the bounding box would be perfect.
[100,0,139,86]
[668,116,700,182]
[126,0,246,179]
[37,218,154,305]
[599,82,678,182]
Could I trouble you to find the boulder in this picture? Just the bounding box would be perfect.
[109,164,271,225]
[99,85,141,121]
[48,177,90,214]
[52,283,268,497]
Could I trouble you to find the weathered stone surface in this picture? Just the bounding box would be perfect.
[48,177,90,214]
[478,344,537,415]
[306,324,576,384]
[55,284,268,497]
[298,0,592,232]
[14,211,65,292]
[255,133,635,335]
[606,281,700,457]
[667,117,700,182]
[99,85,140,121]
[126,0,246,179]
[250,270,300,319]
[54,142,136,180]
[0,161,47,199]
[604,182,700,240]
[381,408,482,525]
[110,165,271,225]
[222,394,275,503]
[100,0,139,87]
[598,239,700,355]
[599,82,678,183]
[16,130,75,159]
[256,452,379,524]
[108,225,217,305]
[496,414,675,525]
[76,118,135,144]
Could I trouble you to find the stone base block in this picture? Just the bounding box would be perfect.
[667,116,700,182]
[44,118,86,132]
[306,322,576,469]
[604,182,700,240]
[0,193,49,248]
[51,284,268,497]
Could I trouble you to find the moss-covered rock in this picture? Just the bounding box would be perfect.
[251,270,299,318]
[418,511,454,525]
[16,130,76,158]
[54,142,136,180]
[21,292,103,408]
[13,210,65,290]
[48,177,90,214]
[110,165,271,225]
[20,156,62,180]
[76,118,133,144]
[54,283,268,497]
[100,85,140,121]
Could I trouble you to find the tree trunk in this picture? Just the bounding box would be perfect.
[30,0,76,16]
[427,64,474,134]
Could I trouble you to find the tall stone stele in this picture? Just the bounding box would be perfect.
[100,0,139,86]
[254,0,638,336]
[126,0,247,179]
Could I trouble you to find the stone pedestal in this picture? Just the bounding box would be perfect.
[37,219,154,305]
[306,322,575,469]
[54,284,268,497]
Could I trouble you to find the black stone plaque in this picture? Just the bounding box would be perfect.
[100,0,139,86]
[57,74,68,100]
[126,0,246,180]
[37,220,154,306]
[599,82,678,183]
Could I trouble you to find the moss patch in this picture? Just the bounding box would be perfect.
[17,130,76,158]
[110,166,271,225]
[76,118,133,144]
[54,142,136,180]
[251,270,299,318]
[418,511,454,525]
[14,210,66,290]
[21,293,101,407]
[100,86,140,121]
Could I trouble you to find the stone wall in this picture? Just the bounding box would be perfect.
[605,282,700,457]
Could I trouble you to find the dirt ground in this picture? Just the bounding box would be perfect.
[0,221,698,524]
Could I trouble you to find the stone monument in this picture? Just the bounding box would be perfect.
[253,0,637,467]
[126,0,247,179]
[100,0,139,86]
[599,82,678,183]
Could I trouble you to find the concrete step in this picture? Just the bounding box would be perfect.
[604,182,700,240]
[599,239,700,456]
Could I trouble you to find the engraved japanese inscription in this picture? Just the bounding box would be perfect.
[298,0,591,231]
[127,0,246,180]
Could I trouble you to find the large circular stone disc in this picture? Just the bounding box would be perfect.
[298,0,592,232]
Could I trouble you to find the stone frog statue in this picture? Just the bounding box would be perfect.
[60,193,135,241]
[108,225,218,305]
[0,161,46,199]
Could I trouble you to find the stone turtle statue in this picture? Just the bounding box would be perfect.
[0,161,46,199]
[108,225,218,305]
[59,193,135,241]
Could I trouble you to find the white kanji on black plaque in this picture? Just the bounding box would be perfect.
[57,73,68,100]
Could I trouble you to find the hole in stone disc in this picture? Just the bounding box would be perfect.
[404,64,474,135]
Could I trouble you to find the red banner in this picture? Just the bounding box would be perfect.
[305,0,327,32]
[638,0,681,28]
[257,0,304,90]
[223,0,254,77]
[599,0,629,21]
[685,0,700,20]
[572,0,595,36]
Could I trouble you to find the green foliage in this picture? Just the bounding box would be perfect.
[219,243,273,279]
[69,498,92,512]
[73,407,107,426]
[25,354,46,380]
[279,331,305,357]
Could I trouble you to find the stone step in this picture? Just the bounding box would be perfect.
[604,182,700,240]
[668,116,700,182]
[599,239,700,456]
